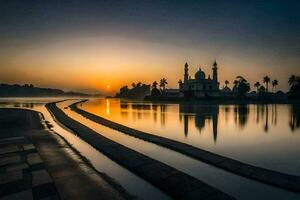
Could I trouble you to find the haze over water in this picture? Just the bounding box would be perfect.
[81,98,300,176]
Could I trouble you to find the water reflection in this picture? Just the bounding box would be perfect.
[179,104,219,141]
[233,105,249,129]
[271,104,277,126]
[117,102,300,141]
[290,104,300,132]
[81,99,300,176]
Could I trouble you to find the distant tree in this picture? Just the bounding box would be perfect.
[254,82,260,92]
[272,80,278,93]
[151,81,161,96]
[29,84,34,88]
[152,81,158,89]
[225,80,229,87]
[159,78,168,90]
[119,86,129,97]
[116,82,150,99]
[289,75,297,86]
[136,82,142,87]
[258,85,266,93]
[233,80,239,89]
[288,75,300,98]
[233,76,250,96]
[263,76,271,92]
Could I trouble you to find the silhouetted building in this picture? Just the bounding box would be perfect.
[179,61,220,98]
[161,89,181,97]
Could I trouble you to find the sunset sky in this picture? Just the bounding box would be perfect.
[1,0,299,94]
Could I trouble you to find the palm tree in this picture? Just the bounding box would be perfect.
[159,78,168,90]
[288,75,300,97]
[259,85,266,93]
[233,79,239,92]
[136,82,142,87]
[254,82,260,92]
[225,80,229,87]
[131,82,136,88]
[272,80,278,93]
[152,81,158,89]
[233,76,250,96]
[289,75,296,86]
[263,76,271,92]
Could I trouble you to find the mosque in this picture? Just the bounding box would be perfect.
[178,60,221,98]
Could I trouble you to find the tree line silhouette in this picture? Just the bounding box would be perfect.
[115,78,168,99]
[115,75,299,100]
[115,82,151,99]
[0,83,96,97]
[224,74,299,98]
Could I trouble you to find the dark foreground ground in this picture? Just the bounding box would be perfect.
[0,108,128,200]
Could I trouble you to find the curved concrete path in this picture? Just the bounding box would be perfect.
[0,108,128,200]
[71,100,300,193]
[47,102,235,200]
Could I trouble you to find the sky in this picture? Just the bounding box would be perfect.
[0,0,299,94]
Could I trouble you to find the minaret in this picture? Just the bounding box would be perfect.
[212,60,218,82]
[184,62,189,83]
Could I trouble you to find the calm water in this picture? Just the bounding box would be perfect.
[81,98,300,176]
[1,98,300,199]
[63,99,300,200]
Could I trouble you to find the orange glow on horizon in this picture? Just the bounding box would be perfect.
[0,36,296,94]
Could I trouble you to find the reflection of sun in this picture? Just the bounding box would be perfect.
[106,99,110,115]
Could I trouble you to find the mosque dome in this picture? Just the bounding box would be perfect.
[195,68,206,80]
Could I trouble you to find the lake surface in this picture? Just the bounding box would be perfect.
[1,98,300,199]
[65,99,300,200]
[81,98,300,176]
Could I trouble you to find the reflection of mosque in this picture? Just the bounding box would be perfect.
[179,104,219,142]
[119,101,300,142]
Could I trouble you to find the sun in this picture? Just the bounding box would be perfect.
[106,85,111,89]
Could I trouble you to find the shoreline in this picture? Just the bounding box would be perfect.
[143,96,299,105]
[108,96,300,105]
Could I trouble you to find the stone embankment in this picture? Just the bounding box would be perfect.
[47,102,235,200]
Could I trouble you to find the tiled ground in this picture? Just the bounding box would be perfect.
[0,136,59,200]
